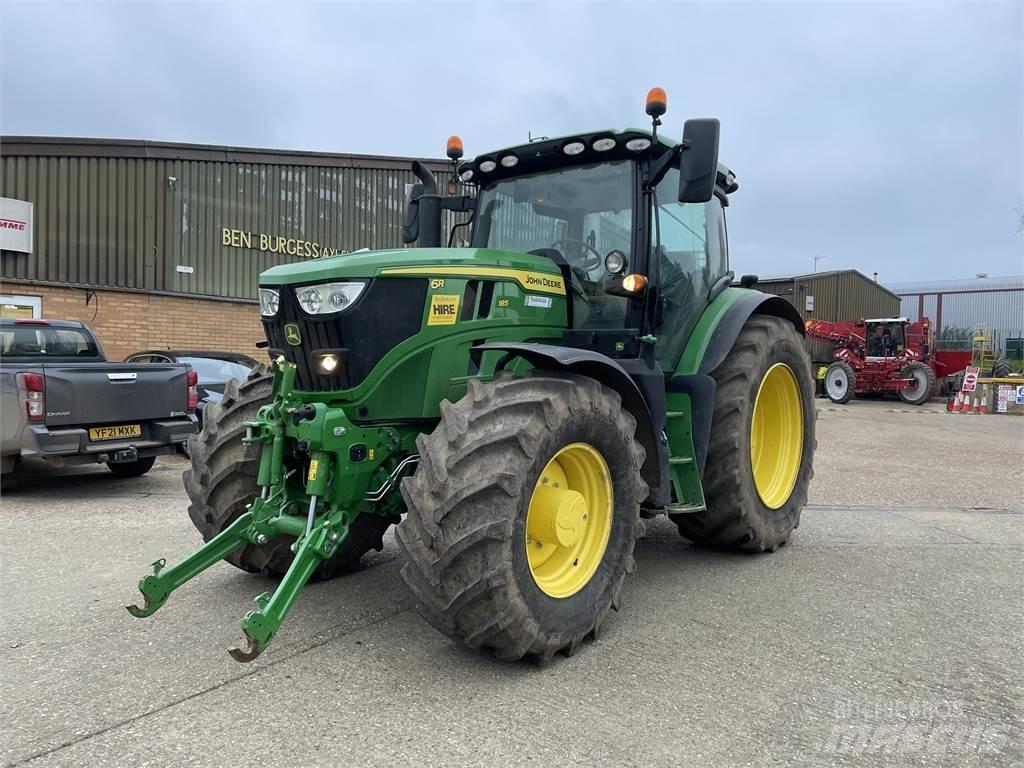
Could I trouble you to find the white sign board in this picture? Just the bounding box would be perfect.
[961,366,980,393]
[997,385,1010,413]
[0,197,33,253]
[1017,385,1024,405]
[805,295,814,312]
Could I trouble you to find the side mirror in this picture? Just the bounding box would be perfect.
[402,182,424,244]
[678,118,720,203]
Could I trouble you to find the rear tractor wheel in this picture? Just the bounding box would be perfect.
[396,371,647,662]
[184,366,398,579]
[898,362,936,406]
[824,361,856,404]
[673,315,815,552]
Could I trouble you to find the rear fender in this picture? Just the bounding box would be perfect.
[473,342,666,504]
[670,288,805,476]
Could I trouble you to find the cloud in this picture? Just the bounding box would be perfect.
[2,0,1021,281]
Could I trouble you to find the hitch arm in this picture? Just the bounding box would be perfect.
[126,511,254,618]
[228,510,349,662]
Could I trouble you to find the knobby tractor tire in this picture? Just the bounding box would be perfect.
[899,362,937,406]
[396,371,647,662]
[993,358,1012,379]
[824,361,856,404]
[673,315,816,552]
[184,365,398,579]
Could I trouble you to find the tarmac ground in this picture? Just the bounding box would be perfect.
[1,399,1021,767]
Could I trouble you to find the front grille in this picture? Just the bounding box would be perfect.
[263,278,427,391]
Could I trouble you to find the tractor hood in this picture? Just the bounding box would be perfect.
[259,247,565,291]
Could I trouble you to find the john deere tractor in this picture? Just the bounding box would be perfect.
[128,89,815,662]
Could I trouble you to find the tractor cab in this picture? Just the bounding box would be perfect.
[863,317,909,359]
[404,88,738,372]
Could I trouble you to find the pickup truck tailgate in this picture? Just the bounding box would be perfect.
[41,363,189,427]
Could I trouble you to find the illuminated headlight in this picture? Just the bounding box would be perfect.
[626,137,652,151]
[479,159,496,173]
[592,137,616,152]
[459,169,474,182]
[563,141,586,156]
[258,288,280,317]
[295,281,366,315]
[316,353,340,375]
[500,154,518,168]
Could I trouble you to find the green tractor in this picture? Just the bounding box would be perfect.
[128,89,815,662]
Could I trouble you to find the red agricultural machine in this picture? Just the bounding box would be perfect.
[804,316,971,405]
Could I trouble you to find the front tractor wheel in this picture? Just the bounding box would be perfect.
[824,361,856,404]
[396,372,647,662]
[673,315,816,552]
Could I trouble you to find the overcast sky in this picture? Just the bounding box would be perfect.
[1,0,1021,283]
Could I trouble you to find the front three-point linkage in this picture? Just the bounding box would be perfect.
[126,360,354,662]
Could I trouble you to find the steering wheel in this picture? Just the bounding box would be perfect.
[548,239,604,273]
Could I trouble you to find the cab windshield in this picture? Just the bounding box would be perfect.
[471,160,635,329]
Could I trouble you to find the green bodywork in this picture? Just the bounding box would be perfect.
[127,128,755,661]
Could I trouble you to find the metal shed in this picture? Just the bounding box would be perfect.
[749,269,901,363]
[886,275,1024,356]
[0,137,452,301]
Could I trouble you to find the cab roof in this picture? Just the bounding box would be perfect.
[458,128,735,191]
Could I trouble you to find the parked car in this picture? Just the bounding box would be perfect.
[1,319,198,478]
[123,350,259,428]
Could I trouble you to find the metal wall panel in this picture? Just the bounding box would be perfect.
[1,155,172,290]
[1,138,452,301]
[888,277,1024,353]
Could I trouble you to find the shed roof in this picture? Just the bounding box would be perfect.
[0,135,450,172]
[884,275,1024,294]
[750,269,900,301]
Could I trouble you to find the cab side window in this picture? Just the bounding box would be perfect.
[652,168,729,370]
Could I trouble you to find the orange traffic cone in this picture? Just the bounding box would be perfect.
[978,392,988,414]
[967,394,979,414]
[949,391,962,412]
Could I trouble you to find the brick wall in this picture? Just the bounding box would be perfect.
[0,283,266,362]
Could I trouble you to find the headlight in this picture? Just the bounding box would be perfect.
[316,353,340,375]
[258,288,280,317]
[604,249,627,274]
[295,281,366,315]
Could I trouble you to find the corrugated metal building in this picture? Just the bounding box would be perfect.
[0,136,451,358]
[749,269,901,363]
[885,275,1024,356]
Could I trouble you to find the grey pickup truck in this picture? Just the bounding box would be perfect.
[1,318,198,477]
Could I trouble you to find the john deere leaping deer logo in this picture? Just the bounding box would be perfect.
[284,323,302,346]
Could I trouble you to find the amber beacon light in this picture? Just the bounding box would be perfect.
[446,135,464,160]
[645,87,667,118]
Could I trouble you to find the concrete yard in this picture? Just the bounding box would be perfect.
[1,400,1021,767]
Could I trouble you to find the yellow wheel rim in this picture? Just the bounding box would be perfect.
[525,443,613,598]
[750,363,804,509]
